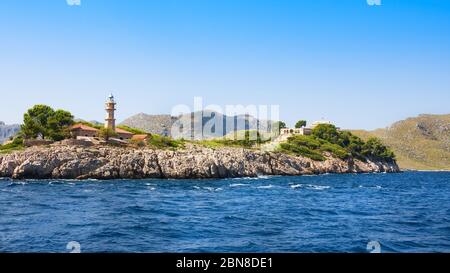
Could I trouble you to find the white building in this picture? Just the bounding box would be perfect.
[280,127,312,136]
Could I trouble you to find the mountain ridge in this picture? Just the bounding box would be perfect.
[0,121,20,144]
[119,111,274,139]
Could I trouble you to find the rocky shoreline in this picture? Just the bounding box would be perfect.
[0,144,400,180]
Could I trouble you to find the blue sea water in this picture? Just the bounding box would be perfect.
[0,172,449,253]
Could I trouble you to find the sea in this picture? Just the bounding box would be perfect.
[0,171,449,253]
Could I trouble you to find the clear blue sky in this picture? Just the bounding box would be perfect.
[0,0,449,129]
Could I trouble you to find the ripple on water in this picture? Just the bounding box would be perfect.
[290,184,331,190]
[0,172,449,253]
[256,185,275,189]
[229,183,250,187]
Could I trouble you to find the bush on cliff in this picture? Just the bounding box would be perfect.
[0,136,24,154]
[362,137,396,160]
[279,142,325,161]
[199,130,269,149]
[98,128,118,141]
[147,134,184,150]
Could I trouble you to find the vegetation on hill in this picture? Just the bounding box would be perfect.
[116,125,148,135]
[197,130,270,149]
[147,134,185,150]
[77,121,102,129]
[351,114,450,170]
[0,136,24,154]
[278,124,395,162]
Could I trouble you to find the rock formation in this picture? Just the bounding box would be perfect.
[0,143,400,180]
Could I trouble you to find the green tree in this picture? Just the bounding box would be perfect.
[21,105,55,139]
[312,124,340,144]
[48,110,75,141]
[21,105,74,141]
[98,127,118,141]
[295,120,307,128]
[362,137,395,160]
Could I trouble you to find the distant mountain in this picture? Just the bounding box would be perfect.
[74,119,103,127]
[351,114,450,170]
[0,121,20,144]
[119,113,175,136]
[120,111,275,139]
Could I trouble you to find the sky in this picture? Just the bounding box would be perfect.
[0,0,449,130]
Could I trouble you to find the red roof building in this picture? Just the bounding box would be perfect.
[70,123,99,138]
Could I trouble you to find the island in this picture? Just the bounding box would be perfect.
[0,95,399,180]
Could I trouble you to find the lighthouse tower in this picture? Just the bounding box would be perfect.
[105,94,116,131]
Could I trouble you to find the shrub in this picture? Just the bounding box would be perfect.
[287,135,321,150]
[147,135,184,150]
[98,128,117,141]
[0,137,24,153]
[362,137,396,160]
[319,143,350,160]
[279,143,325,161]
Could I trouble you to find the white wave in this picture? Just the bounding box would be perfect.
[358,185,383,189]
[8,182,26,186]
[193,186,201,190]
[147,187,156,191]
[229,183,250,187]
[203,187,222,192]
[233,175,276,180]
[257,185,274,189]
[290,184,330,190]
[308,185,331,190]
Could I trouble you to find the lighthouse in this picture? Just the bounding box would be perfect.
[105,94,116,131]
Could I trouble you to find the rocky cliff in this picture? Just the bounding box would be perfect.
[0,144,399,180]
